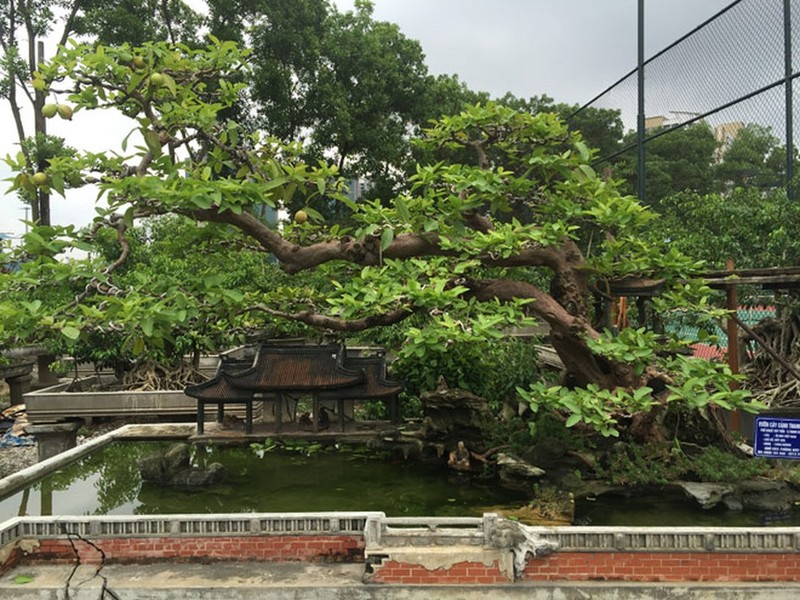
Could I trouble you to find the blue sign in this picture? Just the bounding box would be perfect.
[754,416,800,459]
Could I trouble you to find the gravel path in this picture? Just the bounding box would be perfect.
[0,411,136,480]
[0,444,38,479]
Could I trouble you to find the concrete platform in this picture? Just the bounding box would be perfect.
[1,562,799,599]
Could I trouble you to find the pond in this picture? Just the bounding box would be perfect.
[574,491,800,528]
[0,441,529,522]
[2,440,798,527]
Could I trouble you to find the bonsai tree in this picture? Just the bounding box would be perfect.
[2,39,756,436]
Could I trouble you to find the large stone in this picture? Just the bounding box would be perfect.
[420,386,494,447]
[677,482,735,509]
[496,452,546,491]
[138,443,229,489]
[677,479,800,512]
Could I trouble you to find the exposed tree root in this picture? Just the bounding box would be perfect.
[742,308,800,407]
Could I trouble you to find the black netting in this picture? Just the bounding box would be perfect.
[569,0,800,199]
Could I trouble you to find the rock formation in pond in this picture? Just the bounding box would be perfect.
[138,443,228,489]
[419,383,495,449]
[495,453,546,490]
[677,479,800,512]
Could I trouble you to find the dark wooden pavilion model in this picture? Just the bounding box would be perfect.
[185,344,403,434]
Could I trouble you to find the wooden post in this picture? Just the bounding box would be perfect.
[725,258,741,433]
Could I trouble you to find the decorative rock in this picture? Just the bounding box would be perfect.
[496,452,545,491]
[496,453,546,478]
[677,479,800,512]
[678,482,735,509]
[420,385,494,447]
[485,519,559,578]
[138,442,228,489]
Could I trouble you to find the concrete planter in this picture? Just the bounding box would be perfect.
[0,361,34,381]
[23,375,202,425]
[0,360,35,406]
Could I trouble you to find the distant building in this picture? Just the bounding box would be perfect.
[714,121,744,162]
[345,178,371,203]
[645,112,703,131]
[644,115,667,130]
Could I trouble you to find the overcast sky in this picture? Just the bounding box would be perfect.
[1,0,733,239]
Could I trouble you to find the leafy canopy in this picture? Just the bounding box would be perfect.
[0,38,757,434]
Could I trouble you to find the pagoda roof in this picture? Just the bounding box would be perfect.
[185,372,255,401]
[324,356,403,399]
[226,345,364,391]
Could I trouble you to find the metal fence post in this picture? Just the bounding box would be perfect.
[637,0,646,202]
[785,0,794,200]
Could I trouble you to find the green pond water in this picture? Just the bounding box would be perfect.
[1,441,798,527]
[0,441,529,522]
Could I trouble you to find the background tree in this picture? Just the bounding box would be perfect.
[1,40,756,439]
[0,0,199,226]
[499,93,624,160]
[716,123,785,191]
[615,122,718,208]
[656,188,800,270]
[207,0,487,209]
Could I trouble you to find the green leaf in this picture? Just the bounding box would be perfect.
[141,317,154,337]
[565,413,582,428]
[161,72,178,96]
[380,228,394,251]
[61,326,81,340]
[395,197,410,222]
[14,574,34,585]
[574,140,590,162]
[303,206,324,221]
[144,130,163,155]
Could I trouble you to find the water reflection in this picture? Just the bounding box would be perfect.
[0,442,527,521]
[3,442,798,527]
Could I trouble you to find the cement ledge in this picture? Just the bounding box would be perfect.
[0,423,194,504]
[366,544,515,580]
[1,563,799,600]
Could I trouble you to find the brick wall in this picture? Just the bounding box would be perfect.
[21,535,363,565]
[369,559,509,584]
[522,552,800,582]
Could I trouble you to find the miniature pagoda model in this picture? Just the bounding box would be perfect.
[185,344,403,434]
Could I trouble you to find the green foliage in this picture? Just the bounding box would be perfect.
[656,188,800,270]
[393,337,541,410]
[716,124,785,190]
[73,0,203,47]
[616,123,718,207]
[0,39,752,439]
[690,446,770,483]
[518,383,655,438]
[517,352,761,438]
[499,93,624,160]
[597,442,771,485]
[663,355,758,412]
[598,442,691,485]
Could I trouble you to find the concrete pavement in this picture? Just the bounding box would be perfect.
[2,561,799,599]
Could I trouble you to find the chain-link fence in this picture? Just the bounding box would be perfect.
[569,0,799,203]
